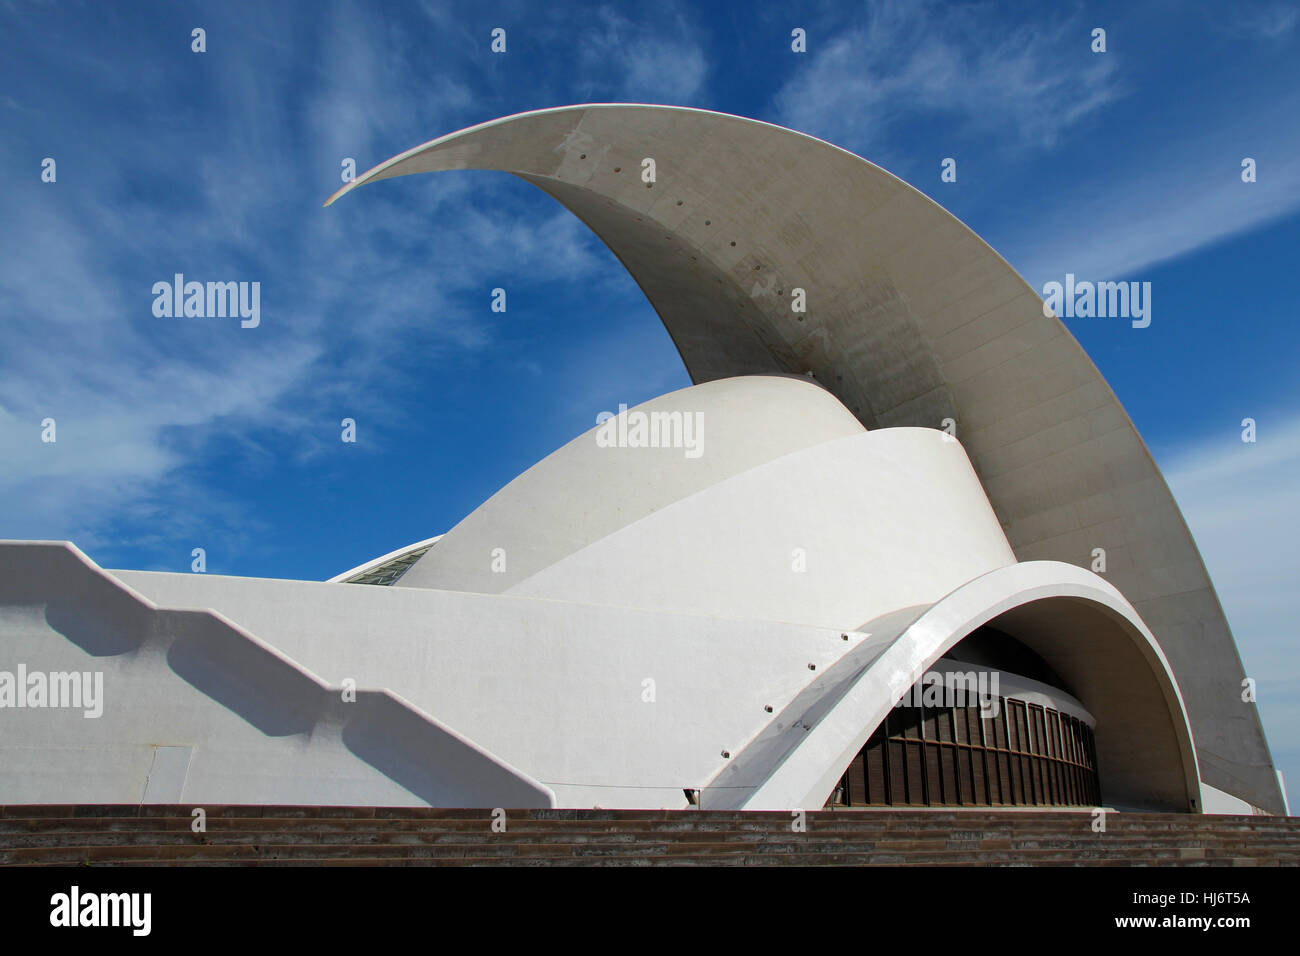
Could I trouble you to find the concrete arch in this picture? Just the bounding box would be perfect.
[703,561,1201,812]
[326,104,1280,813]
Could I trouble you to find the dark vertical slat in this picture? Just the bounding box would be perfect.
[839,688,1101,810]
[956,747,973,805]
[941,744,959,804]
[866,736,887,805]
[925,743,942,804]
[847,752,866,807]
[965,706,980,748]
[905,741,925,804]
[889,739,908,805]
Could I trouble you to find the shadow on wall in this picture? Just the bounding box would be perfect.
[992,596,1197,813]
[5,541,553,809]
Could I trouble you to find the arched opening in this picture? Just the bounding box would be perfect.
[829,625,1101,807]
[810,586,1199,813]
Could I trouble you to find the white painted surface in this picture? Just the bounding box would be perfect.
[141,746,193,803]
[398,376,1014,630]
[400,374,868,594]
[106,566,852,808]
[0,538,1216,812]
[0,542,555,808]
[508,426,1014,629]
[1199,781,1266,815]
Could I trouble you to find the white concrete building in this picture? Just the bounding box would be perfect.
[0,105,1285,816]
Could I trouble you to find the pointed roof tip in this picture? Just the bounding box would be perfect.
[321,105,682,211]
[325,167,385,207]
[324,163,387,207]
[323,183,349,207]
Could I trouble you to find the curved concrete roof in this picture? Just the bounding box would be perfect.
[327,104,1281,813]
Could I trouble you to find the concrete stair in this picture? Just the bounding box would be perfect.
[2,806,1298,866]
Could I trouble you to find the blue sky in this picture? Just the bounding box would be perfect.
[2,0,1297,801]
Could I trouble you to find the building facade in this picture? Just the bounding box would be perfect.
[0,105,1285,816]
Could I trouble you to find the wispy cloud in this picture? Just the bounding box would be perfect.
[1207,0,1299,41]
[1003,86,1300,286]
[0,0,610,561]
[1162,414,1300,796]
[572,5,708,104]
[771,0,1121,155]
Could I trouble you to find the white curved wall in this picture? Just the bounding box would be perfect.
[400,374,865,593]
[399,375,1016,631]
[508,425,1016,630]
